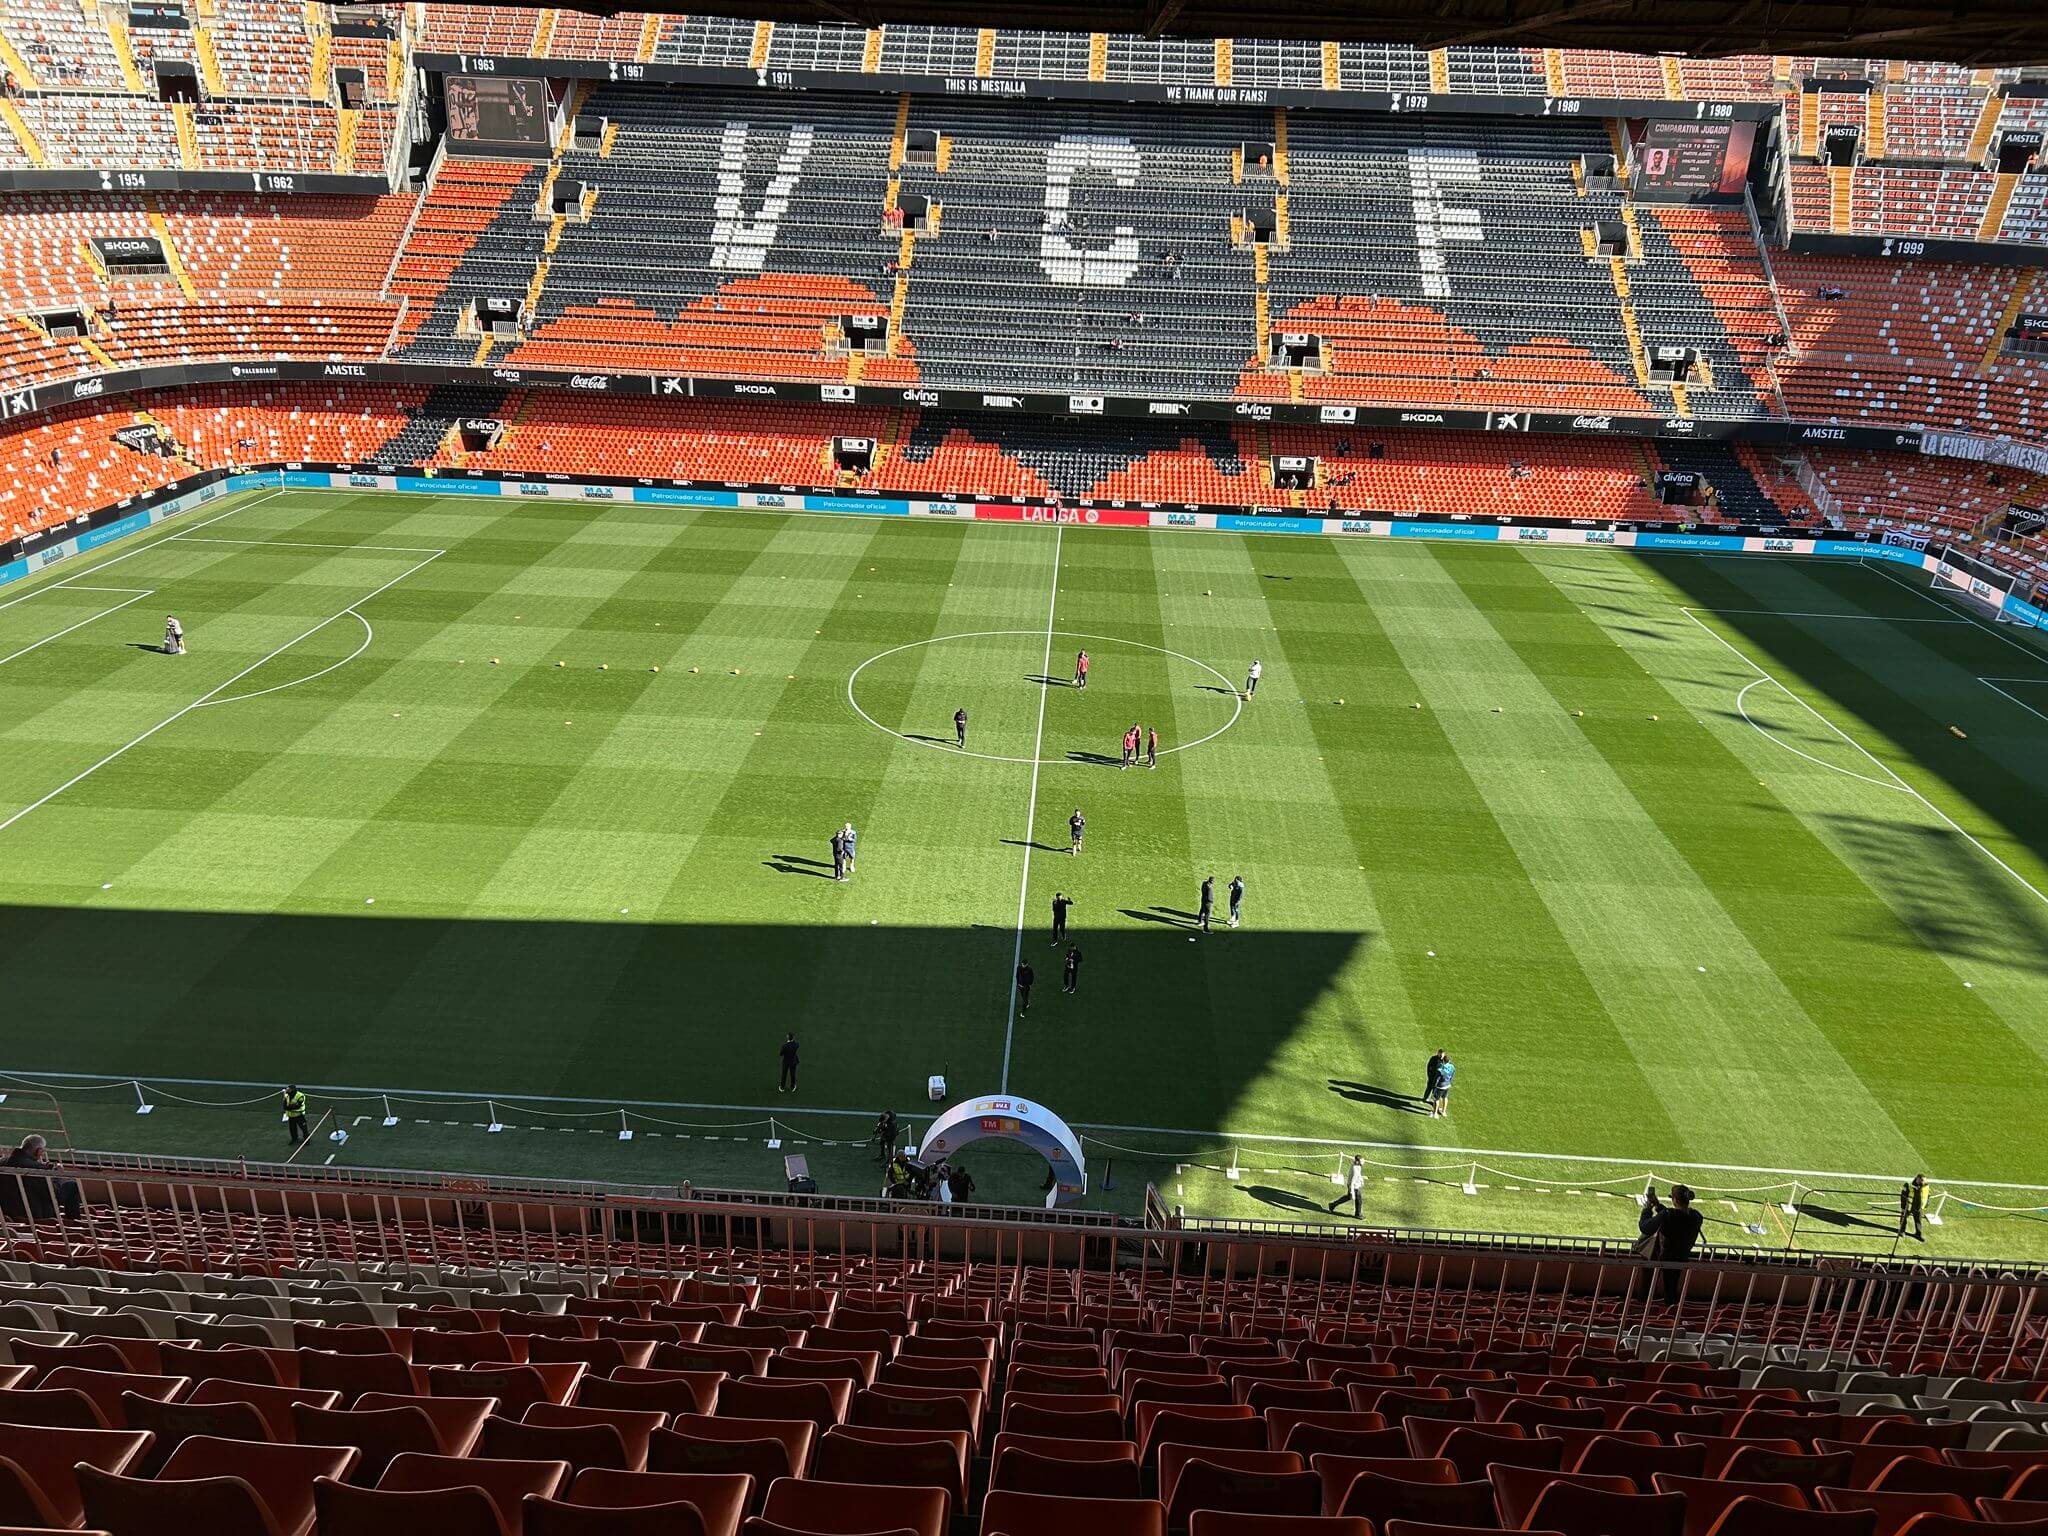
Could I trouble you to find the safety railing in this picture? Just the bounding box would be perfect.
[3,1151,2042,1378]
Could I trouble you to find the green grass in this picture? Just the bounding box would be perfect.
[4,487,2048,1259]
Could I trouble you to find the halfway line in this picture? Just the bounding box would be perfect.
[1000,525,1062,1093]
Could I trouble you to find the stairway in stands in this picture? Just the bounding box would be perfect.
[372,384,507,464]
[1652,441,1792,522]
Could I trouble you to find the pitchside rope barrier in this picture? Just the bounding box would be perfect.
[15,1071,2048,1246]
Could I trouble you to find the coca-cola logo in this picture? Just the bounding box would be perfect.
[1571,415,1613,430]
[70,378,105,398]
[569,375,610,390]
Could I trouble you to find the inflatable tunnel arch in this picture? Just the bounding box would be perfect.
[916,1095,1088,1208]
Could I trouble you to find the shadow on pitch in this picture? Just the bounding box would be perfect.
[763,855,836,879]
[1792,1199,1899,1236]
[999,838,1068,853]
[1240,1183,1328,1215]
[1120,906,1202,928]
[1066,751,1122,766]
[1196,684,1238,697]
[902,732,954,746]
[1026,675,1075,688]
[1328,1078,1431,1115]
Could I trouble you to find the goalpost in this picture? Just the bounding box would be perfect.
[1931,544,2033,626]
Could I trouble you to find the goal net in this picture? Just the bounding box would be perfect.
[1932,545,2027,624]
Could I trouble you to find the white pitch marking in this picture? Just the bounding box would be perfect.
[0,548,442,837]
[1733,677,1907,793]
[1682,605,2048,915]
[1693,608,1968,624]
[1980,677,2048,726]
[0,589,154,667]
[1864,557,2048,664]
[0,486,287,609]
[1001,526,1062,1094]
[847,627,1242,765]
[198,609,375,709]
[177,536,447,555]
[11,1062,2045,1197]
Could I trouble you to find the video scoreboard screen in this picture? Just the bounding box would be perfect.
[1633,120,1757,200]
[446,75,549,152]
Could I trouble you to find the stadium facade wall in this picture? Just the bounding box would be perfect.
[0,356,1931,454]
[12,462,2042,631]
[413,53,1781,121]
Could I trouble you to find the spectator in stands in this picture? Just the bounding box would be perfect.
[0,1135,82,1222]
[1638,1184,1703,1299]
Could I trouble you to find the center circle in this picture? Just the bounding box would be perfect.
[846,630,1244,766]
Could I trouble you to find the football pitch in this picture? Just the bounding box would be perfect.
[4,487,2048,1260]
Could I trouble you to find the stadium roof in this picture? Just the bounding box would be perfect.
[531,0,2048,67]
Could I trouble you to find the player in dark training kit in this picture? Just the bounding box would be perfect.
[1015,960,1035,1015]
[1068,809,1085,855]
[1063,945,1082,993]
[954,707,968,748]
[1146,727,1158,769]
[1198,875,1215,932]
[1051,891,1072,945]
[1228,873,1244,927]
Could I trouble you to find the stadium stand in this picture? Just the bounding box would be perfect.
[0,1158,2042,1536]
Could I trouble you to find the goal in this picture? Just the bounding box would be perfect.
[1932,545,2028,624]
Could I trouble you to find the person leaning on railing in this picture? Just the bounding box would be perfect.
[0,1135,83,1223]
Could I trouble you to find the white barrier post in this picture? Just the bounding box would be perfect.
[618,1110,633,1143]
[381,1094,397,1127]
[133,1081,154,1115]
[766,1117,781,1150]
[487,1101,503,1133]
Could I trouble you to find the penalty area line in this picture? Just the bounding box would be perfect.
[1681,605,2048,916]
[0,547,441,839]
[0,589,154,668]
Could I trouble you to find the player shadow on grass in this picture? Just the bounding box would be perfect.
[1327,1078,1432,1115]
[127,643,172,654]
[999,838,1069,853]
[1196,685,1237,696]
[1238,1183,1328,1215]
[1791,1198,1899,1235]
[902,732,953,745]
[1067,751,1123,765]
[1026,675,1075,687]
[763,855,836,879]
[1120,906,1202,927]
